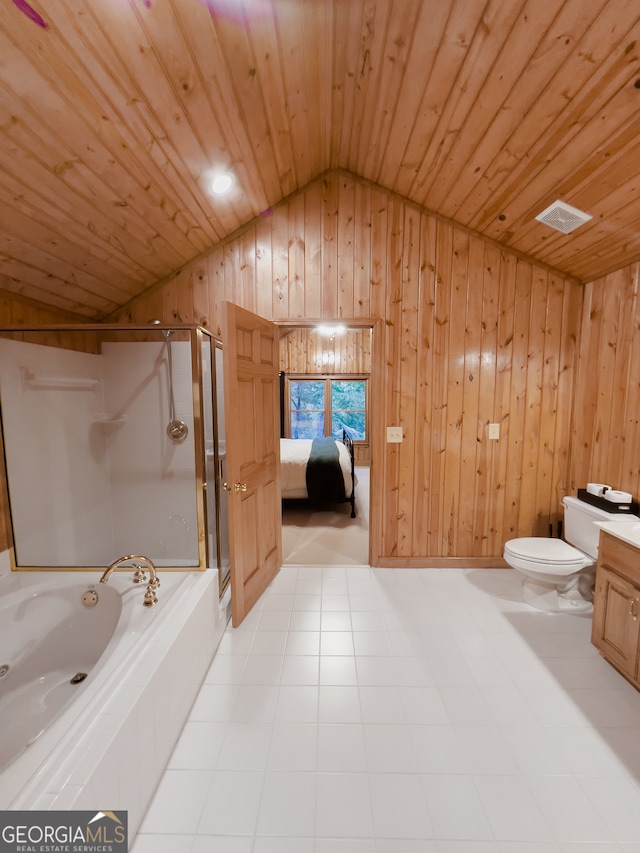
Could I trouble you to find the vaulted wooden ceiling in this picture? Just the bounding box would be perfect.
[1,0,640,319]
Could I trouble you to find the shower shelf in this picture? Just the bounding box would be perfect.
[90,413,128,424]
[21,368,100,390]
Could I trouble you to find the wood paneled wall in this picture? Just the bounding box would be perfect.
[111,171,584,565]
[279,327,371,375]
[6,181,640,566]
[570,263,640,499]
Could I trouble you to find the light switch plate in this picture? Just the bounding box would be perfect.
[488,423,500,440]
[387,426,403,443]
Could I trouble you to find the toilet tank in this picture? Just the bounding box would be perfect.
[562,495,638,558]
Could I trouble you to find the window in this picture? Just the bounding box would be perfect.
[288,377,367,441]
[330,379,366,439]
[289,379,325,438]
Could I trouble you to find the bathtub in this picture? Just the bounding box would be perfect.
[0,567,230,835]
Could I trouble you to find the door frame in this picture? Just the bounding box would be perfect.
[275,317,384,567]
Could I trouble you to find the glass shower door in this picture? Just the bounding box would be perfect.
[214,343,230,591]
[200,335,230,594]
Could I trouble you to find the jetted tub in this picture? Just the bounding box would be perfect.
[0,577,123,770]
[0,567,230,835]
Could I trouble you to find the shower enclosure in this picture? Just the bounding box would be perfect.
[0,324,229,594]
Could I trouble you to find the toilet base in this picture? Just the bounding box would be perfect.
[521,577,593,613]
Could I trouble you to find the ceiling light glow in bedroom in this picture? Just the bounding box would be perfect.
[316,324,347,338]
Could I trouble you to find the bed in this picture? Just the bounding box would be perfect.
[280,430,356,517]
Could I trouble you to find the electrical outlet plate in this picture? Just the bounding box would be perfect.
[387,426,403,443]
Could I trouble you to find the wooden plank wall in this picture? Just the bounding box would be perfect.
[110,171,584,564]
[8,227,639,567]
[570,263,640,499]
[279,327,371,375]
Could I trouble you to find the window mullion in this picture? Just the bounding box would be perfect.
[324,379,331,437]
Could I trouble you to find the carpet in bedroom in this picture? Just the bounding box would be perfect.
[281,466,369,566]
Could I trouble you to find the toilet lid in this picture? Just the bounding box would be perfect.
[504,537,586,567]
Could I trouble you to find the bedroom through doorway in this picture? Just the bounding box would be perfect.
[278,323,372,567]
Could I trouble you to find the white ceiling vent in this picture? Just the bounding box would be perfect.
[535,199,592,234]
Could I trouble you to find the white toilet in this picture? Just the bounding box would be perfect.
[504,495,639,612]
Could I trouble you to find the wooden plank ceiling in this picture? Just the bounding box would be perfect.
[1,0,640,319]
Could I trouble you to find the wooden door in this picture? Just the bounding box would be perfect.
[223,302,281,626]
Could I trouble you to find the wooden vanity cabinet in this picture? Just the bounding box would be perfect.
[591,531,640,689]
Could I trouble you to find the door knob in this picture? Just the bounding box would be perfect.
[222,482,247,493]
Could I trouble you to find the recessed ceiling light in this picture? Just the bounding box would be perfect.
[210,172,234,195]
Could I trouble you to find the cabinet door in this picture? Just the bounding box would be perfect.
[592,565,640,682]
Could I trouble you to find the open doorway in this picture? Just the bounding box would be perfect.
[278,323,372,566]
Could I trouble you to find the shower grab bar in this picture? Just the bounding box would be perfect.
[90,413,128,424]
[21,367,100,390]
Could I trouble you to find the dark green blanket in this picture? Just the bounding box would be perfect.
[306,438,346,503]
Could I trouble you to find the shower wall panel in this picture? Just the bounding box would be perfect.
[101,341,199,565]
[0,339,111,565]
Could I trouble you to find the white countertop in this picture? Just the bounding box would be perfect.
[596,520,640,549]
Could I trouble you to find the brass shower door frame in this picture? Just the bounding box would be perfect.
[0,323,223,579]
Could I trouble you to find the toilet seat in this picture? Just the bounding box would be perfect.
[504,537,590,575]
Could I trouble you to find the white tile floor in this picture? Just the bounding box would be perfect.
[132,567,640,852]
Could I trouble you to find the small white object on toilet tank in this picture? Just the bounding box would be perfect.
[586,483,610,496]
